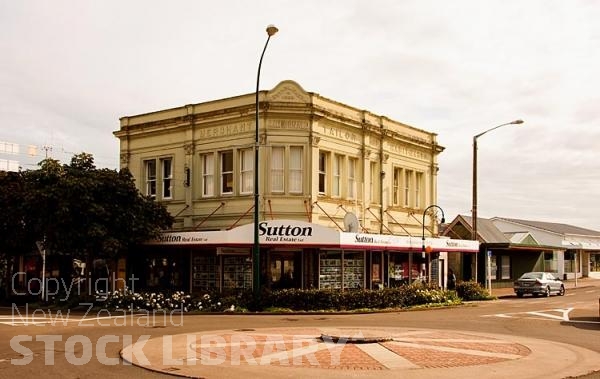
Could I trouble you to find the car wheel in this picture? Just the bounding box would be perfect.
[559,285,565,296]
[516,292,524,298]
[545,286,551,297]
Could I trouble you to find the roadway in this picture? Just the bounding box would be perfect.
[0,280,598,378]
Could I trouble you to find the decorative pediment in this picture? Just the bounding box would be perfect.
[267,80,311,103]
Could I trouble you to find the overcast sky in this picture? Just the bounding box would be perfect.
[1,0,599,230]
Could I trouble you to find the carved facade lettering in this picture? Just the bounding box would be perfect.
[321,126,358,143]
[267,119,309,130]
[388,143,430,161]
[198,122,253,138]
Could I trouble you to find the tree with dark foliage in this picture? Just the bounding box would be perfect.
[0,153,173,297]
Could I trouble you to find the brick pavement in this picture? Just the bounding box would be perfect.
[121,326,600,379]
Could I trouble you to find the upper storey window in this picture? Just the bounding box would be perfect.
[318,151,328,195]
[202,154,214,197]
[221,150,233,195]
[144,160,157,198]
[161,158,172,199]
[240,148,254,194]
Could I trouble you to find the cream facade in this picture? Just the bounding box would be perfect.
[115,80,443,235]
[114,80,468,293]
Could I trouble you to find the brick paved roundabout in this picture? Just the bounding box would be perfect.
[121,326,600,379]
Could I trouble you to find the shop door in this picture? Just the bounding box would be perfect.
[270,254,298,289]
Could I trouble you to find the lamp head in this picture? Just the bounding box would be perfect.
[511,119,524,125]
[266,25,279,37]
[441,217,445,224]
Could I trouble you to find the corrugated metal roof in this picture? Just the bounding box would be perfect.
[493,217,600,237]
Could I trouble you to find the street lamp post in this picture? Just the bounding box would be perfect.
[422,205,445,284]
[253,25,278,296]
[472,119,523,283]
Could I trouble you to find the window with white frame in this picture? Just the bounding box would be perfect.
[318,151,328,194]
[370,162,379,203]
[333,154,342,197]
[161,158,173,199]
[415,172,423,209]
[202,154,214,197]
[348,158,356,199]
[220,150,233,194]
[393,167,401,205]
[144,159,157,198]
[240,148,254,194]
[404,170,412,207]
[289,146,303,193]
[501,255,511,279]
[271,146,284,193]
[490,255,497,280]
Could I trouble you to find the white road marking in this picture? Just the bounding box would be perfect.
[357,342,419,369]
[482,308,575,322]
[526,308,573,321]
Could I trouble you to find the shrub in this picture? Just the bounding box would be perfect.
[94,284,464,313]
[455,281,493,301]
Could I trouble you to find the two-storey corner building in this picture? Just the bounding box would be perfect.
[113,80,478,294]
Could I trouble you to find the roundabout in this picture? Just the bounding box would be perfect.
[120,326,600,378]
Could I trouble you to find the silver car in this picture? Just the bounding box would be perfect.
[513,272,566,298]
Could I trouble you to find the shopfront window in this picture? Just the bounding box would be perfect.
[319,252,341,289]
[544,251,558,272]
[500,255,510,279]
[343,252,364,289]
[564,251,577,273]
[388,253,422,287]
[145,256,184,289]
[222,255,251,291]
[591,254,600,272]
[490,255,497,280]
[192,253,218,290]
